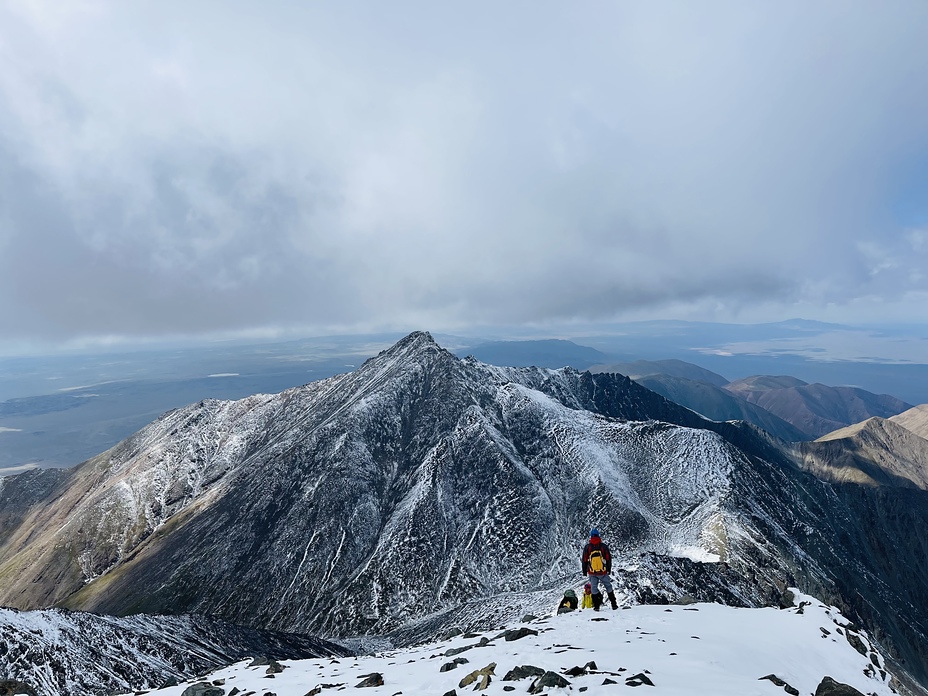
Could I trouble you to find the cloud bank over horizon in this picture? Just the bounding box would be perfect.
[1,1,927,349]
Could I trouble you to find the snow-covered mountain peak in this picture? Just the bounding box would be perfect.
[2,332,928,690]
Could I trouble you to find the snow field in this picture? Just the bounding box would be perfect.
[137,592,892,696]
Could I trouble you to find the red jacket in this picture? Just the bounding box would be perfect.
[581,538,612,576]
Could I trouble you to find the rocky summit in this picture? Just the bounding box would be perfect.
[1,332,927,688]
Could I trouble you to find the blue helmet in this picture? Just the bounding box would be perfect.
[590,528,600,538]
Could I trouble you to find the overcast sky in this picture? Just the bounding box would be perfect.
[1,1,927,353]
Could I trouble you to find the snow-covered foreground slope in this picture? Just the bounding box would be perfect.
[137,593,899,696]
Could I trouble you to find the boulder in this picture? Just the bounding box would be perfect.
[502,627,538,642]
[529,671,570,693]
[440,657,470,672]
[778,589,796,609]
[355,673,384,688]
[502,665,546,681]
[625,672,654,687]
[814,676,865,696]
[563,662,597,677]
[458,663,496,690]
[181,683,225,696]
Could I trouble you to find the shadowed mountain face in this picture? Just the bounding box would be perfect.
[1,332,927,686]
[631,373,806,442]
[724,377,912,439]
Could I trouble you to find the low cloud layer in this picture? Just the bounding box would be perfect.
[1,1,927,349]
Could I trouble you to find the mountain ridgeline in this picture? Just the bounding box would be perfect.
[1,332,927,687]
[590,358,913,440]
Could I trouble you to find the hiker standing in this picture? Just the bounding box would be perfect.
[581,528,619,610]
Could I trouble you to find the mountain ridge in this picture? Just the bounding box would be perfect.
[1,332,927,686]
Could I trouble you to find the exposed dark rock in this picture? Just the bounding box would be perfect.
[440,657,470,672]
[814,676,866,696]
[502,628,538,642]
[671,594,697,605]
[503,665,546,681]
[625,672,654,687]
[602,678,618,685]
[181,684,225,696]
[445,645,474,657]
[265,660,284,674]
[521,615,538,623]
[441,628,463,640]
[355,673,384,688]
[845,631,868,656]
[779,589,796,609]
[760,674,799,694]
[529,672,571,693]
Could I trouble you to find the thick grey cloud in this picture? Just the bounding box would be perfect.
[1,1,927,349]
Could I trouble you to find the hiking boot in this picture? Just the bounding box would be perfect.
[592,592,603,612]
[608,591,618,610]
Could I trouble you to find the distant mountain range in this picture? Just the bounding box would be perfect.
[3,325,926,472]
[456,338,610,369]
[1,332,927,690]
[588,358,913,441]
